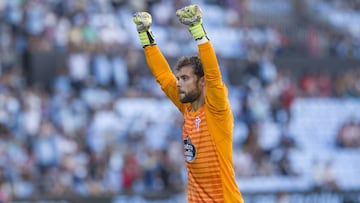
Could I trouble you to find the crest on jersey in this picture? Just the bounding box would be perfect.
[195,116,201,131]
[184,137,197,162]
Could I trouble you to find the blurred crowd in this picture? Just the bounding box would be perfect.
[0,0,359,202]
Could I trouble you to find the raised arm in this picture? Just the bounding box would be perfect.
[176,5,230,113]
[132,12,185,112]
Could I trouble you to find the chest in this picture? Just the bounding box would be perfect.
[182,108,207,141]
[182,108,217,164]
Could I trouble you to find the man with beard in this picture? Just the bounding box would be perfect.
[133,5,244,202]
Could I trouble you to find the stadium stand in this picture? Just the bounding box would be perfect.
[0,0,359,202]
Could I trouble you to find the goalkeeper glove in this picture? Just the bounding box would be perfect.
[176,5,208,41]
[132,12,156,47]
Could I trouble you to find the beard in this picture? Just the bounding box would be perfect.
[180,88,202,103]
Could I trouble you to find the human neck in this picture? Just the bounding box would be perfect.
[191,94,205,112]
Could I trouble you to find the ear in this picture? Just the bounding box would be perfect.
[198,76,205,88]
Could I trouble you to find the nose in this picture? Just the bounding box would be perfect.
[176,80,181,87]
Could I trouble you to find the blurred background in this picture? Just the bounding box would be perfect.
[0,0,359,202]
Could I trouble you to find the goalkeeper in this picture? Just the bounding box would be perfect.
[133,5,244,203]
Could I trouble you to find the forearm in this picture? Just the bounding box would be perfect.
[199,42,229,112]
[199,41,222,86]
[144,45,173,81]
[144,45,183,111]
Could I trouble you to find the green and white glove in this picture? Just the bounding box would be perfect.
[176,5,208,41]
[132,12,156,47]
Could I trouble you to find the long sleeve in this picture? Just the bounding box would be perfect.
[144,45,186,113]
[198,42,230,113]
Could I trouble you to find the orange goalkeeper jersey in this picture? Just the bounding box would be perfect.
[144,41,243,203]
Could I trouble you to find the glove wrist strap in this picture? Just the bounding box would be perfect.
[139,29,156,48]
[189,23,207,40]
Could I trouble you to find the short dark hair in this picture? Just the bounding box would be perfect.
[174,55,204,78]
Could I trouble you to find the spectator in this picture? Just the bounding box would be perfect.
[336,117,360,148]
[312,159,338,191]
